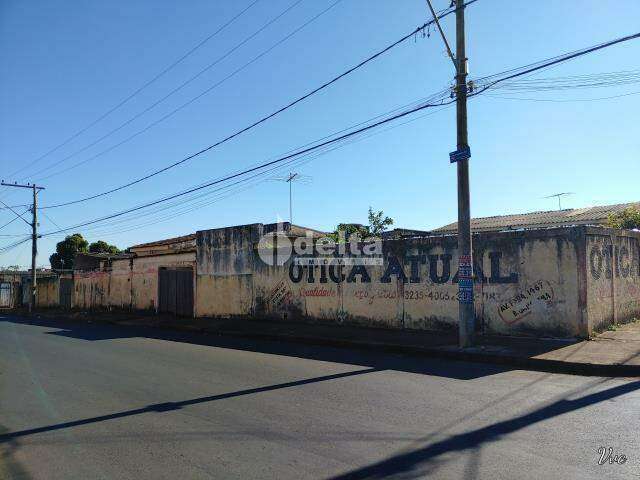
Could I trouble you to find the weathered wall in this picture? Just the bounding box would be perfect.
[74,258,132,310]
[585,228,640,332]
[196,225,257,317]
[74,253,195,311]
[20,275,59,308]
[0,272,23,308]
[196,225,587,338]
[131,253,195,311]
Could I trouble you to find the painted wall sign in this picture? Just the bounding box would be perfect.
[589,242,640,280]
[287,251,517,286]
[498,280,554,325]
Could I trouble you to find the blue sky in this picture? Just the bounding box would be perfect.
[1,0,639,268]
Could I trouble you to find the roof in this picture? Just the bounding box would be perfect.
[434,201,640,234]
[129,233,196,250]
[382,228,432,239]
[76,252,133,259]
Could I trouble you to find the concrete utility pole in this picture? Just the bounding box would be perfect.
[1,181,45,313]
[424,0,474,347]
[31,184,38,312]
[454,0,474,347]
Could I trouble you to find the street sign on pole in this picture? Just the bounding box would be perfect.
[449,146,471,163]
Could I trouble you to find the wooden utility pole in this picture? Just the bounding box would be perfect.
[1,181,45,312]
[424,0,474,347]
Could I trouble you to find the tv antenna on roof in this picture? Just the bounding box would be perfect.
[270,172,312,225]
[543,192,574,210]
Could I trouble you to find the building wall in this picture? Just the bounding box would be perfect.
[585,228,640,332]
[131,253,195,311]
[195,225,587,338]
[73,252,195,311]
[0,272,23,308]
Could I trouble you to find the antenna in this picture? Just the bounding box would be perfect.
[270,172,312,224]
[543,192,574,211]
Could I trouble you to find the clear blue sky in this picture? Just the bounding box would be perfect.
[1,0,639,268]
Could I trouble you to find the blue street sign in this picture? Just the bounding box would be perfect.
[449,146,471,163]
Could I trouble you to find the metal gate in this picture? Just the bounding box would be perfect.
[59,277,73,309]
[158,268,194,317]
[0,282,12,308]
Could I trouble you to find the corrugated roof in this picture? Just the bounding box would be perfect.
[434,201,640,234]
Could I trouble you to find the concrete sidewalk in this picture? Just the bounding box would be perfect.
[16,309,640,377]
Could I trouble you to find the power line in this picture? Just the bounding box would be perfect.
[0,209,31,232]
[39,97,457,238]
[7,0,263,180]
[37,28,640,239]
[472,32,640,94]
[484,90,640,102]
[47,99,454,240]
[0,237,31,254]
[28,3,465,209]
[28,0,308,181]
[40,210,64,231]
[17,89,453,241]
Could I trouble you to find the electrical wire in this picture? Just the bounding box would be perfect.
[39,96,456,238]
[37,28,640,239]
[470,32,640,96]
[21,2,465,209]
[7,0,263,180]
[45,96,454,239]
[28,0,308,181]
[484,90,640,102]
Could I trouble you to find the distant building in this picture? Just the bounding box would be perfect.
[433,201,640,234]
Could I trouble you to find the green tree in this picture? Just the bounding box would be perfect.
[328,207,394,241]
[367,207,394,235]
[607,207,640,230]
[49,233,88,270]
[88,240,121,254]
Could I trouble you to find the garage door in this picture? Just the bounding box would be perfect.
[158,268,194,317]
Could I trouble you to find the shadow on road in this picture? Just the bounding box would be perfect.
[327,379,640,479]
[0,367,380,444]
[1,314,511,380]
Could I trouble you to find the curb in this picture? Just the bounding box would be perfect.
[116,319,640,378]
[201,330,640,377]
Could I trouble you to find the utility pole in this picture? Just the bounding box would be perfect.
[1,181,45,313]
[425,0,474,347]
[454,0,474,347]
[31,184,38,312]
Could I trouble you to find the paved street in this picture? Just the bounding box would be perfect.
[1,314,639,479]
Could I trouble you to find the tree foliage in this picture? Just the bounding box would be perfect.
[367,207,394,235]
[328,207,394,241]
[89,240,121,254]
[49,234,120,269]
[607,207,640,230]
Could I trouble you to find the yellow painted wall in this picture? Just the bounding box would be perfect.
[73,253,195,311]
[195,225,586,338]
[586,229,640,332]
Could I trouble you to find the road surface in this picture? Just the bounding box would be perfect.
[1,314,639,479]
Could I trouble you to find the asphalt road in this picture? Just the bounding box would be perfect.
[1,314,639,480]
